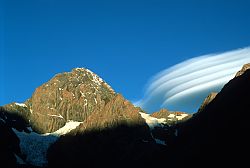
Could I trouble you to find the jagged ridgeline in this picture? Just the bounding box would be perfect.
[2,64,250,168]
[1,67,191,168]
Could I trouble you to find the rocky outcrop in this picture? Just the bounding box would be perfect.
[151,109,171,118]
[151,109,191,125]
[73,94,147,132]
[27,68,116,133]
[197,92,217,113]
[0,104,30,132]
[235,63,250,77]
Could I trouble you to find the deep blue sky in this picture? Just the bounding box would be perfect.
[1,0,250,106]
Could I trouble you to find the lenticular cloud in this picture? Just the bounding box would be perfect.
[137,47,250,113]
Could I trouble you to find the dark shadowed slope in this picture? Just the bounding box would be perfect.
[169,64,250,167]
[0,106,28,168]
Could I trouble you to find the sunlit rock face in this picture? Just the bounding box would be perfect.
[235,63,250,77]
[136,47,250,113]
[26,68,116,133]
[197,92,217,113]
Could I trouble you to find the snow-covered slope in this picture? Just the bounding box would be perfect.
[139,112,166,129]
[13,121,82,167]
[168,113,189,121]
[139,112,167,145]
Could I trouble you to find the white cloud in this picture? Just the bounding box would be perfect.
[136,47,250,113]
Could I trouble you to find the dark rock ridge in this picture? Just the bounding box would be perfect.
[197,92,217,113]
[168,63,250,167]
[0,106,27,168]
[1,103,31,132]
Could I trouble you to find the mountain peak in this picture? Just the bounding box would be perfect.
[26,68,116,133]
[235,63,250,77]
[72,67,115,93]
[197,92,218,113]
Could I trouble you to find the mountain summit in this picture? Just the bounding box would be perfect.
[26,68,115,133]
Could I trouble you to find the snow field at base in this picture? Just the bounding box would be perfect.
[13,121,82,166]
[139,112,166,130]
[139,112,167,145]
[139,112,187,146]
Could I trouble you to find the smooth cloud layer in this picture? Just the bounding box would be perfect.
[136,47,250,113]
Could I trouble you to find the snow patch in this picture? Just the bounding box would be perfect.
[84,99,88,106]
[168,114,175,118]
[27,127,33,132]
[13,130,57,166]
[176,114,188,120]
[85,68,93,74]
[155,138,167,146]
[75,67,85,71]
[92,74,103,86]
[50,120,83,136]
[139,112,166,129]
[15,103,27,108]
[47,114,64,119]
[175,129,178,136]
[15,154,26,164]
[80,91,85,97]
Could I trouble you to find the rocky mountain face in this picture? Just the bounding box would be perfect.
[28,68,115,133]
[70,94,146,132]
[0,68,117,167]
[0,68,168,167]
[1,64,250,168]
